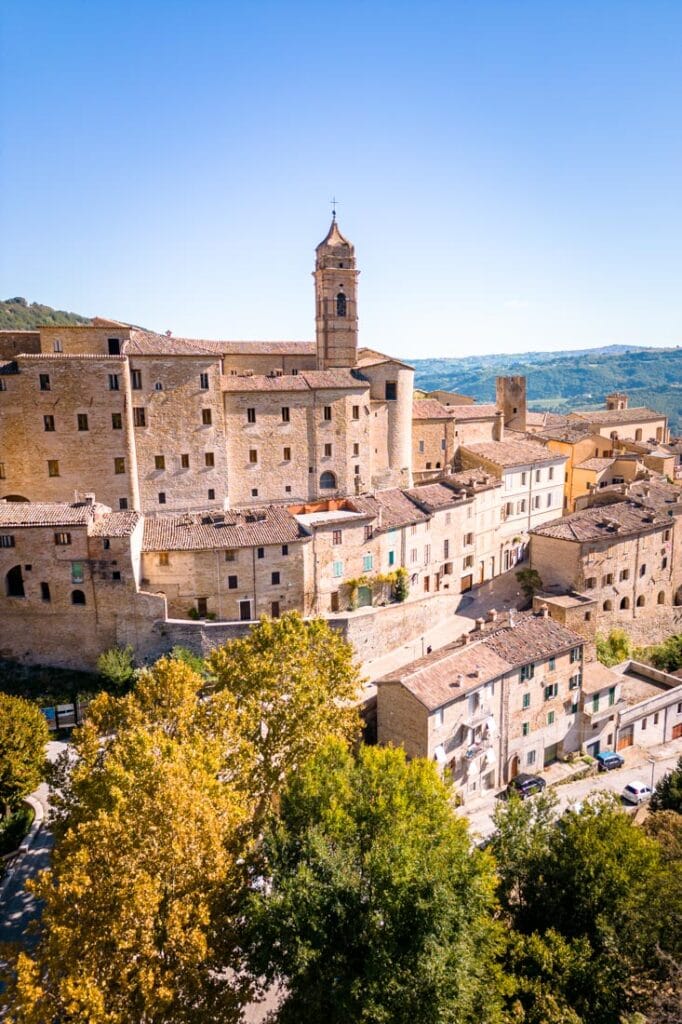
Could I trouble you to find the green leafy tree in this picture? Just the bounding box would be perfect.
[3,658,253,1024]
[516,568,543,604]
[642,635,682,673]
[208,613,362,819]
[650,756,682,813]
[595,628,632,666]
[394,565,410,602]
[489,790,557,914]
[0,693,48,817]
[246,740,505,1024]
[96,644,136,692]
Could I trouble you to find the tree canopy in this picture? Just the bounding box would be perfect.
[245,740,505,1024]
[650,755,682,813]
[0,693,48,816]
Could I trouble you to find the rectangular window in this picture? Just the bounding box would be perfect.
[155,454,165,470]
[281,406,290,422]
[592,694,599,713]
[603,573,614,586]
[324,443,332,457]
[228,575,238,589]
[131,369,142,390]
[47,459,60,477]
[54,532,71,545]
[547,711,555,725]
[247,407,256,423]
[330,591,340,612]
[385,381,397,400]
[522,692,531,709]
[464,533,474,546]
[111,412,122,429]
[549,656,556,671]
[43,414,55,431]
[332,560,343,578]
[544,683,558,700]
[323,405,332,421]
[0,463,5,480]
[443,539,450,559]
[363,554,373,572]
[569,673,582,690]
[77,413,89,431]
[71,561,84,584]
[271,601,281,618]
[200,372,209,389]
[158,492,166,504]
[158,552,169,566]
[283,447,291,461]
[584,577,596,590]
[533,495,541,509]
[388,549,396,566]
[40,581,51,601]
[257,547,264,559]
[608,686,616,706]
[114,457,125,474]
[119,498,128,510]
[548,466,554,480]
[133,407,146,427]
[570,646,582,663]
[202,408,212,425]
[424,544,431,564]
[411,548,418,563]
[535,469,541,482]
[620,569,630,581]
[662,556,668,569]
[418,440,425,454]
[520,663,535,682]
[522,722,530,737]
[205,452,215,467]
[352,405,360,420]
[39,373,50,391]
[108,373,120,391]
[249,449,258,464]
[282,544,289,555]
[527,749,536,765]
[353,443,360,456]
[640,564,647,577]
[521,472,527,485]
[546,493,552,508]
[333,530,342,545]
[641,717,647,730]
[434,707,444,728]
[271,571,280,585]
[571,701,579,714]
[0,535,15,548]
[0,380,6,391]
[181,453,190,468]
[225,549,236,562]
[654,712,659,725]
[108,338,120,355]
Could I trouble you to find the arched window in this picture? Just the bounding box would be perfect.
[658,591,666,605]
[635,428,642,442]
[6,565,24,598]
[71,589,86,605]
[636,595,645,607]
[336,292,347,317]
[620,596,630,610]
[603,600,612,611]
[319,471,337,490]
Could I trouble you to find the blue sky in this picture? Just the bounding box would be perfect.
[1,1,681,359]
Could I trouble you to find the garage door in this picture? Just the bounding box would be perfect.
[544,743,559,767]
[460,575,473,593]
[617,726,634,750]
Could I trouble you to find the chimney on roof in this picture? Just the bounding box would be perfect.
[475,617,486,631]
[83,493,96,506]
[452,674,464,688]
[539,603,549,618]
[494,410,505,442]
[487,608,498,623]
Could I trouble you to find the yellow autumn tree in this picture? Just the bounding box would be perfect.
[3,658,254,1024]
[208,612,363,819]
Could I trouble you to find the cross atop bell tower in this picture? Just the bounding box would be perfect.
[314,211,359,369]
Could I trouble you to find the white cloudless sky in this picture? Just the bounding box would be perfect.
[1,0,681,360]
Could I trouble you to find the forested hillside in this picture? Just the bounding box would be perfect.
[412,344,682,433]
[0,297,90,329]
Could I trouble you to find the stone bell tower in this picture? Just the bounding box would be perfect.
[314,213,359,369]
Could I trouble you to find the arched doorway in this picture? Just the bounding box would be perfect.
[5,565,25,597]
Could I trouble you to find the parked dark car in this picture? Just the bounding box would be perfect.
[507,773,547,799]
[596,750,625,772]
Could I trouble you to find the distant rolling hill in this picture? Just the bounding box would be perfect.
[0,297,91,330]
[411,345,682,434]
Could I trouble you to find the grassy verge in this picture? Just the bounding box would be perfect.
[0,803,36,858]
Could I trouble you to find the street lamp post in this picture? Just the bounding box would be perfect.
[647,756,656,794]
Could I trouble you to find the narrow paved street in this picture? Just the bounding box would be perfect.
[461,737,682,841]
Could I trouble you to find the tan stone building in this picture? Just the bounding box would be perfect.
[376,609,587,797]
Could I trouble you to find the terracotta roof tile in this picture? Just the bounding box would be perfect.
[575,457,615,471]
[142,505,308,552]
[452,403,498,421]
[378,642,512,711]
[412,399,455,420]
[90,512,142,537]
[571,407,667,426]
[221,369,368,392]
[351,489,429,532]
[126,330,315,357]
[0,501,104,528]
[462,439,564,468]
[482,613,584,667]
[531,500,675,542]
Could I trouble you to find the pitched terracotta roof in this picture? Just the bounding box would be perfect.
[482,613,584,667]
[351,489,429,532]
[532,422,592,443]
[378,641,512,711]
[462,439,564,468]
[531,500,674,542]
[126,329,315,357]
[89,512,142,537]
[575,457,615,472]
[405,482,468,511]
[0,501,105,528]
[412,399,455,420]
[452,403,498,421]
[571,407,667,426]
[125,331,222,356]
[356,347,414,371]
[142,505,308,552]
[221,369,368,392]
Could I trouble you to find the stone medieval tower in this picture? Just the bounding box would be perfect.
[314,215,359,369]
